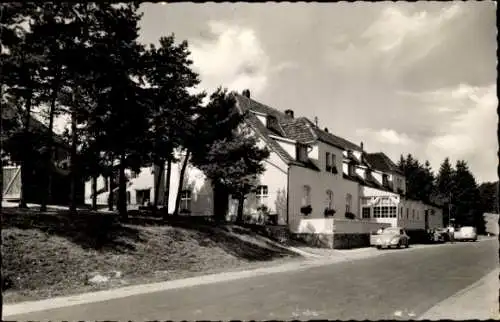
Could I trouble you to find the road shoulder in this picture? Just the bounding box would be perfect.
[418,269,499,320]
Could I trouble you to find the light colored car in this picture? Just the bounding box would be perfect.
[371,227,410,249]
[453,226,477,242]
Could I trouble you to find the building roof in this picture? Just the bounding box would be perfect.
[304,119,362,152]
[365,152,404,175]
[235,94,319,171]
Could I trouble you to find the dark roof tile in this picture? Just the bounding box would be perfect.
[365,152,404,175]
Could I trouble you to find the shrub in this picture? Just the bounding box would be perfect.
[324,208,336,217]
[257,204,270,214]
[345,212,355,219]
[300,205,312,216]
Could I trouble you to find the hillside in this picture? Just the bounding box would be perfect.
[1,207,300,303]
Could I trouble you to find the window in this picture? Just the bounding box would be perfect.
[400,207,403,219]
[406,208,409,219]
[256,185,268,206]
[346,193,352,213]
[180,190,192,211]
[389,207,397,218]
[331,154,337,171]
[326,190,334,209]
[325,152,331,171]
[412,209,415,220]
[362,207,371,219]
[374,207,381,218]
[382,174,389,186]
[302,185,311,206]
[381,206,389,218]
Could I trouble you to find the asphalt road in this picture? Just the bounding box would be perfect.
[6,239,497,321]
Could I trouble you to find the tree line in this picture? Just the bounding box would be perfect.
[398,154,488,232]
[0,3,269,222]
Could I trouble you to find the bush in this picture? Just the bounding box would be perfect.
[257,205,269,214]
[324,208,336,217]
[345,212,355,220]
[301,205,312,216]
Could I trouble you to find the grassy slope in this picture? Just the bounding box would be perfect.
[1,207,300,303]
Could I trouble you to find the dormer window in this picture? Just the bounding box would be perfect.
[296,143,308,162]
[348,162,355,176]
[266,115,278,129]
[382,174,389,186]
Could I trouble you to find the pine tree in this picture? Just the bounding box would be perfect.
[452,160,484,232]
[479,181,499,214]
[142,34,205,215]
[435,157,455,226]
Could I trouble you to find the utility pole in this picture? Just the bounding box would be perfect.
[448,192,452,227]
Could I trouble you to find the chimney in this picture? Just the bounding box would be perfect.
[314,116,318,127]
[242,89,250,98]
[324,127,329,133]
[284,109,294,118]
[360,142,364,150]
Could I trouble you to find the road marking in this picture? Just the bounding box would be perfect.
[393,310,403,317]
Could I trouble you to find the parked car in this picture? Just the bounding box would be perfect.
[371,227,410,249]
[453,226,478,242]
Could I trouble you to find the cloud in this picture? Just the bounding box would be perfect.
[414,83,497,182]
[357,128,413,145]
[189,21,270,96]
[325,3,465,78]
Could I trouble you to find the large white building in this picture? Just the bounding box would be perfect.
[85,91,444,248]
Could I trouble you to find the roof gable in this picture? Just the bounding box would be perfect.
[365,152,403,175]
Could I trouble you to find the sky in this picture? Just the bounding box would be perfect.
[99,2,500,182]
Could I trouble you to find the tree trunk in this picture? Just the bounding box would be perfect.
[173,151,190,217]
[41,70,61,212]
[91,175,97,210]
[69,110,78,213]
[117,153,127,219]
[213,182,229,223]
[163,158,172,220]
[108,159,115,211]
[18,90,33,209]
[236,195,245,224]
[152,158,164,215]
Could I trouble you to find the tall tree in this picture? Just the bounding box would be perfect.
[189,89,270,223]
[452,160,484,232]
[87,3,149,219]
[479,181,499,214]
[1,3,45,208]
[142,34,204,215]
[435,158,455,226]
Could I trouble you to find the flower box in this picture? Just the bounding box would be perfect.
[324,208,336,217]
[300,205,312,216]
[345,212,355,220]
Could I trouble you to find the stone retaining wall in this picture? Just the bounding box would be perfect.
[333,233,370,249]
[293,233,333,248]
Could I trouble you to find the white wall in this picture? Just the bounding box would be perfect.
[275,138,297,160]
[308,143,319,160]
[334,218,390,234]
[227,144,289,223]
[397,199,443,230]
[288,141,359,230]
[294,218,334,234]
